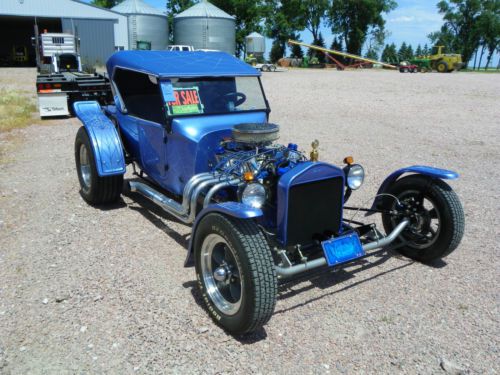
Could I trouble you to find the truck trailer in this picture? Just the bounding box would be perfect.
[33,30,112,118]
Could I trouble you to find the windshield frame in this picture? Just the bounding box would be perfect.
[160,76,270,125]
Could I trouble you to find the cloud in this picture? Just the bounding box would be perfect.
[389,16,416,23]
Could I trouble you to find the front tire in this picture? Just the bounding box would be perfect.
[437,61,449,73]
[194,213,277,334]
[382,175,464,262]
[75,127,123,205]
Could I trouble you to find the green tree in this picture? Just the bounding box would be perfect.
[290,37,304,58]
[423,43,430,55]
[264,0,306,55]
[398,41,408,61]
[308,32,326,63]
[91,0,122,8]
[430,0,484,65]
[166,0,196,43]
[415,44,423,56]
[328,0,397,55]
[381,42,397,63]
[365,47,379,60]
[269,40,285,62]
[211,0,268,57]
[303,0,329,41]
[478,0,500,69]
[406,44,414,59]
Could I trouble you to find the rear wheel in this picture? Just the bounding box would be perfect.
[382,175,464,262]
[75,127,123,205]
[194,213,277,334]
[437,61,449,73]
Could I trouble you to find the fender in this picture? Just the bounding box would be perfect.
[73,101,126,177]
[370,165,459,211]
[184,201,263,267]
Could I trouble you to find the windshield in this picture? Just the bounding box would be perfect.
[160,77,267,116]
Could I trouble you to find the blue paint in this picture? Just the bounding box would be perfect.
[184,201,264,266]
[276,162,345,245]
[107,51,260,79]
[371,165,459,210]
[163,111,267,195]
[73,101,125,177]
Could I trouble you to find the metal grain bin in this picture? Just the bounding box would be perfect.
[174,0,235,55]
[245,32,265,56]
[112,0,168,50]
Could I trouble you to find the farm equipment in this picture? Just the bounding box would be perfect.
[399,61,419,73]
[288,40,397,70]
[33,28,112,118]
[73,50,464,334]
[410,46,464,73]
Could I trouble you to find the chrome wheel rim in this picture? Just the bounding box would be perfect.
[201,234,242,316]
[391,190,441,249]
[79,143,91,192]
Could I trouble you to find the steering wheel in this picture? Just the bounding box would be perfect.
[221,91,247,107]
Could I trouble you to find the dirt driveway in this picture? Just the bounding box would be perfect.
[0,68,499,374]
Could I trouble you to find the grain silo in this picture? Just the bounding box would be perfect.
[245,32,265,58]
[112,0,168,50]
[174,0,235,55]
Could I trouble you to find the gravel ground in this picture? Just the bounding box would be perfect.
[0,68,499,374]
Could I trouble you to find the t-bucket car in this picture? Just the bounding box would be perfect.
[73,51,464,334]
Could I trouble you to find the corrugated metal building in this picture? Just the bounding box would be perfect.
[0,0,130,67]
[174,0,235,55]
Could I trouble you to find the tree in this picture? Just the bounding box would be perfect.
[477,0,500,69]
[211,0,268,57]
[415,44,423,56]
[264,0,306,56]
[381,43,398,63]
[308,32,326,63]
[269,40,285,63]
[328,0,397,55]
[398,41,408,61]
[430,0,484,65]
[365,47,379,60]
[329,37,345,64]
[407,44,414,59]
[423,43,430,55]
[166,0,196,43]
[303,0,329,41]
[91,0,122,8]
[290,39,304,58]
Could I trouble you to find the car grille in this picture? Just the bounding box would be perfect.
[286,177,344,246]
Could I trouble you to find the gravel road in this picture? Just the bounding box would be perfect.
[0,68,499,374]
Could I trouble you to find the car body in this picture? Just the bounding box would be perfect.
[73,51,464,334]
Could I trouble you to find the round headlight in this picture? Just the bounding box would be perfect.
[241,183,266,208]
[346,164,365,190]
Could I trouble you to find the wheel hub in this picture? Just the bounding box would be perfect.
[213,265,230,282]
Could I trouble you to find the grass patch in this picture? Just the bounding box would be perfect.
[0,89,37,133]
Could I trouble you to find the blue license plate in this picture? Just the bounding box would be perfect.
[322,232,365,267]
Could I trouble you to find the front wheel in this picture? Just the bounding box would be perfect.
[194,213,277,334]
[382,175,464,263]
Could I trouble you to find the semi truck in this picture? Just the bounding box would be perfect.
[33,28,112,118]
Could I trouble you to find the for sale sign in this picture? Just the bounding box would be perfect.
[166,87,204,115]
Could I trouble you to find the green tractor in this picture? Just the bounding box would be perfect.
[411,46,464,73]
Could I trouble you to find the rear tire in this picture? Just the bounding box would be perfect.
[437,61,448,73]
[194,213,277,334]
[75,127,123,205]
[382,175,464,263]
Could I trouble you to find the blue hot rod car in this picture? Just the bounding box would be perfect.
[74,51,464,334]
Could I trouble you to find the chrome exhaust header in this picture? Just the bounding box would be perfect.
[275,218,410,278]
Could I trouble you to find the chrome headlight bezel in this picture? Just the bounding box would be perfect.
[241,182,266,208]
[346,164,365,190]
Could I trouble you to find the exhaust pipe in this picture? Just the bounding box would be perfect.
[275,218,410,278]
[128,181,190,223]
